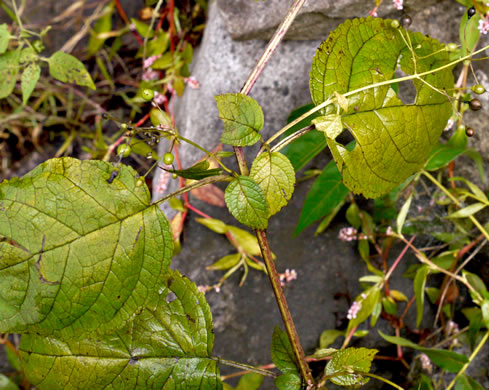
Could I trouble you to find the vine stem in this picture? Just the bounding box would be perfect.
[446,331,489,390]
[233,0,314,385]
[212,357,277,378]
[421,170,489,242]
[256,230,313,385]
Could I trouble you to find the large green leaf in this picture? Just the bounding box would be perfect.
[325,347,377,386]
[0,49,20,98]
[270,326,298,375]
[19,270,222,390]
[294,160,349,235]
[225,176,269,229]
[48,52,96,90]
[216,93,264,147]
[310,17,453,198]
[250,152,295,216]
[0,158,173,338]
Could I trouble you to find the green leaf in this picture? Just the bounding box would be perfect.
[87,2,114,56]
[0,374,18,390]
[167,160,222,180]
[196,217,228,234]
[281,103,325,171]
[460,9,481,56]
[207,253,241,271]
[482,300,489,328]
[414,265,430,327]
[21,62,40,104]
[0,49,20,98]
[319,329,344,348]
[216,93,264,146]
[310,18,453,198]
[250,152,295,216]
[48,51,96,90]
[312,114,343,138]
[294,160,349,235]
[274,373,301,390]
[0,24,11,54]
[456,374,485,390]
[271,326,298,375]
[447,203,486,218]
[325,347,377,386]
[146,31,170,57]
[463,271,489,298]
[225,176,269,229]
[346,285,381,334]
[236,373,264,390]
[0,158,173,338]
[19,270,222,390]
[451,176,488,203]
[346,203,361,229]
[130,18,154,38]
[227,226,262,257]
[378,330,468,372]
[425,126,468,171]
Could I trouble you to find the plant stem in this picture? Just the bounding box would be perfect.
[446,331,489,390]
[361,372,405,390]
[256,230,313,385]
[153,175,231,206]
[270,125,315,153]
[422,170,489,242]
[213,357,277,378]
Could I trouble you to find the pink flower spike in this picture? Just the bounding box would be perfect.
[347,301,362,320]
[338,227,358,242]
[393,0,404,10]
[185,76,200,89]
[153,91,167,106]
[143,55,161,69]
[478,16,489,35]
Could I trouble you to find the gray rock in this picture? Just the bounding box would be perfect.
[217,0,448,40]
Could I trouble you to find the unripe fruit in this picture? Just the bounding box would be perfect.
[446,43,458,52]
[117,144,131,158]
[472,84,486,95]
[465,127,475,137]
[469,98,482,111]
[120,123,128,130]
[391,20,400,29]
[172,173,178,179]
[163,152,174,165]
[142,89,155,101]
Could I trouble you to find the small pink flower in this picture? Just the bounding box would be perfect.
[152,91,167,106]
[386,226,394,236]
[197,285,209,294]
[338,227,358,242]
[214,285,221,293]
[393,0,403,10]
[142,69,159,81]
[369,8,378,17]
[279,269,298,286]
[420,353,432,373]
[347,301,362,320]
[185,76,200,89]
[478,15,489,35]
[144,55,161,69]
[155,169,170,194]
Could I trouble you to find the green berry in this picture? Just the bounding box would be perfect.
[120,123,128,130]
[391,20,400,29]
[163,152,174,165]
[472,84,486,95]
[117,144,132,158]
[142,89,155,101]
[172,173,178,179]
[446,43,458,53]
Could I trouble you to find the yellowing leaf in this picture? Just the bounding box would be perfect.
[216,93,264,147]
[21,62,40,104]
[250,152,295,216]
[0,49,20,98]
[312,114,343,139]
[310,18,453,198]
[48,51,96,89]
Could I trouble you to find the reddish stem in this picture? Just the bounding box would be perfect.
[448,161,455,189]
[114,0,143,45]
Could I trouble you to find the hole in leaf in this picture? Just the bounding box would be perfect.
[394,68,416,105]
[336,129,354,146]
[166,292,177,303]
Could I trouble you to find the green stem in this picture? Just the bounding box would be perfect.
[270,125,314,153]
[422,170,489,242]
[0,0,17,22]
[446,331,489,390]
[213,357,277,378]
[153,175,231,206]
[256,230,313,385]
[362,372,405,390]
[264,42,489,150]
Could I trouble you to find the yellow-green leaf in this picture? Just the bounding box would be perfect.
[0,49,20,98]
[21,62,40,104]
[325,347,378,386]
[0,24,11,54]
[312,114,343,139]
[48,51,95,89]
[250,152,295,216]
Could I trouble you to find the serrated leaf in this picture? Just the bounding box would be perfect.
[0,24,11,54]
[271,326,298,375]
[294,160,349,235]
[447,203,486,218]
[0,158,173,338]
[48,51,95,89]
[21,62,40,104]
[250,152,295,216]
[216,93,264,146]
[310,18,453,198]
[378,330,468,372]
[274,373,301,390]
[19,270,222,390]
[207,253,241,271]
[0,49,20,98]
[313,114,343,139]
[225,176,269,229]
[281,103,325,172]
[236,373,264,390]
[414,265,430,327]
[87,2,114,56]
[168,160,222,180]
[325,347,377,386]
